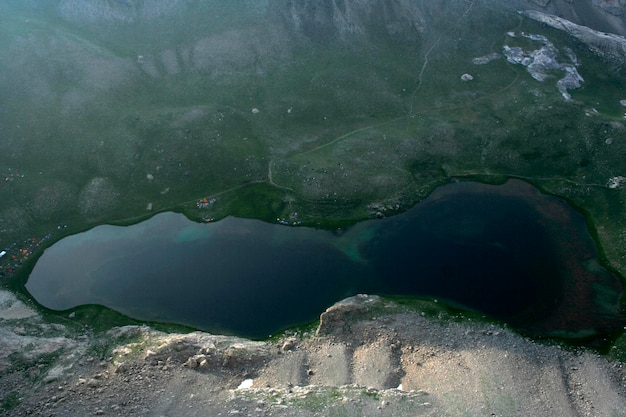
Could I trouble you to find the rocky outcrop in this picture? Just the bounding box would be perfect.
[316,293,382,335]
[2,292,625,416]
[503,31,585,100]
[57,0,187,23]
[50,0,626,38]
[592,0,626,16]
[277,0,427,43]
[523,9,626,64]
[523,0,626,35]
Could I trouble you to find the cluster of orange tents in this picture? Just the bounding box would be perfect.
[196,196,217,209]
[0,234,52,278]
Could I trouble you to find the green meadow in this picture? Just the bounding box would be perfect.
[1,0,625,287]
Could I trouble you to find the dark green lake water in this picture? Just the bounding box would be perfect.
[26,180,625,339]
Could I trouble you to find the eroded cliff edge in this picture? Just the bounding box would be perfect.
[2,291,625,416]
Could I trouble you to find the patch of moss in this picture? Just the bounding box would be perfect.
[0,391,21,413]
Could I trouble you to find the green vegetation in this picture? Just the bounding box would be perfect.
[0,1,625,341]
[3,349,62,384]
[0,391,20,413]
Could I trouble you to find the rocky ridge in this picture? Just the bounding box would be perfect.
[1,292,625,416]
[526,0,626,35]
[51,0,626,34]
[523,9,626,64]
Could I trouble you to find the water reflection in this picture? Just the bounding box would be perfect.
[26,180,624,339]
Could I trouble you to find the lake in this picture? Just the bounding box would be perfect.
[26,179,625,339]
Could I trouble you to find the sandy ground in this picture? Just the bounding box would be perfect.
[1,292,626,416]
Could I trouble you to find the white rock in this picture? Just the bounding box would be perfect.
[0,290,37,320]
[461,73,474,81]
[87,378,101,388]
[607,176,626,189]
[281,339,296,351]
[237,378,254,390]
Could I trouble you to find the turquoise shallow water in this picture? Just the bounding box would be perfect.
[26,180,624,339]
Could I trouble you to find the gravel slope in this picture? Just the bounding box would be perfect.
[1,292,625,416]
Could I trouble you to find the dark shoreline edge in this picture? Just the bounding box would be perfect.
[4,175,626,353]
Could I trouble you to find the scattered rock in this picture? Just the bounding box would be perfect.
[523,10,626,65]
[0,290,37,320]
[1,291,626,416]
[607,176,626,189]
[26,181,77,221]
[184,356,199,369]
[78,177,121,220]
[199,358,210,370]
[503,31,583,100]
[472,53,500,65]
[115,362,131,374]
[237,378,254,390]
[87,378,102,388]
[281,339,297,352]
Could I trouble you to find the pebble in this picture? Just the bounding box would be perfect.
[87,378,102,388]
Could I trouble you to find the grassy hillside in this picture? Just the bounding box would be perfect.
[1,0,625,283]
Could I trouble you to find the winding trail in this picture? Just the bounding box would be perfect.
[410,0,475,113]
[267,159,293,191]
[124,2,611,227]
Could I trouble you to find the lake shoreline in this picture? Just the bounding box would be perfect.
[2,292,626,416]
[18,178,626,348]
